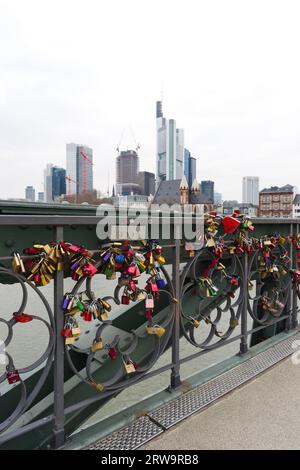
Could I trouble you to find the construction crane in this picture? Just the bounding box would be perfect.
[65,175,79,204]
[80,150,93,193]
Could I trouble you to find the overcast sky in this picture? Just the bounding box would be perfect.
[1,0,300,200]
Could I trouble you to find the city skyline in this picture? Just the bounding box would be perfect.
[1,1,300,201]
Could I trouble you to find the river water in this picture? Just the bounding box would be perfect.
[0,268,252,431]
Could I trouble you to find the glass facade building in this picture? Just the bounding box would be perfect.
[156,101,184,181]
[66,143,93,195]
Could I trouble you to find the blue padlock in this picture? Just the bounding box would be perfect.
[115,254,125,263]
[156,278,166,289]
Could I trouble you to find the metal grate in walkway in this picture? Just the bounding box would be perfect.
[86,332,300,450]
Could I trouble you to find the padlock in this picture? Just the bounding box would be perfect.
[206,238,216,248]
[14,313,33,323]
[129,280,137,291]
[6,368,21,384]
[137,290,146,301]
[100,299,111,312]
[102,251,112,263]
[127,265,136,275]
[230,276,239,286]
[82,310,93,321]
[156,278,166,289]
[145,294,154,309]
[115,254,125,263]
[150,282,158,293]
[83,263,98,277]
[122,294,130,305]
[65,336,75,345]
[123,359,136,374]
[105,266,116,280]
[76,299,84,311]
[155,255,166,265]
[40,274,48,286]
[61,324,73,337]
[108,347,118,360]
[230,318,239,328]
[99,311,108,321]
[146,325,165,337]
[62,295,70,310]
[91,339,103,352]
[72,325,81,337]
[192,319,200,328]
[146,309,153,320]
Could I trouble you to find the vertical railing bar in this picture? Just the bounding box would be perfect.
[285,223,294,331]
[292,223,299,329]
[240,251,248,354]
[169,227,181,390]
[52,225,65,448]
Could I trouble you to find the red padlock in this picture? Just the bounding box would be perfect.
[81,310,92,321]
[122,295,130,305]
[230,276,239,286]
[14,313,33,323]
[146,309,153,320]
[61,326,72,337]
[108,347,118,360]
[33,273,41,284]
[83,263,98,277]
[222,216,241,234]
[6,369,21,384]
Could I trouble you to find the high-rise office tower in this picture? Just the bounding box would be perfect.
[156,101,185,182]
[52,166,66,201]
[116,149,140,195]
[44,163,53,202]
[176,128,184,179]
[25,186,35,202]
[201,180,214,202]
[66,143,93,195]
[242,176,259,206]
[138,171,155,196]
[44,164,66,202]
[184,149,197,187]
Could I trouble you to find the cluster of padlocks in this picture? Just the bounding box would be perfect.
[58,240,168,349]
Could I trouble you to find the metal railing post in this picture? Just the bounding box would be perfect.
[170,234,182,390]
[52,225,65,448]
[285,223,294,332]
[240,251,249,354]
[292,223,299,329]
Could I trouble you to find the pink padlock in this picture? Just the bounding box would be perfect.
[145,294,154,309]
[150,282,158,293]
[127,265,136,275]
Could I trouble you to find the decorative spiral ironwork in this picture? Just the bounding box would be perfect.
[0,268,55,433]
[63,263,176,393]
[179,245,293,350]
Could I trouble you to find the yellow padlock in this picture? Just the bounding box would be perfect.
[40,274,49,286]
[65,336,75,345]
[91,339,103,353]
[98,311,108,321]
[100,299,111,312]
[230,318,239,329]
[72,326,81,337]
[192,319,200,328]
[146,325,165,337]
